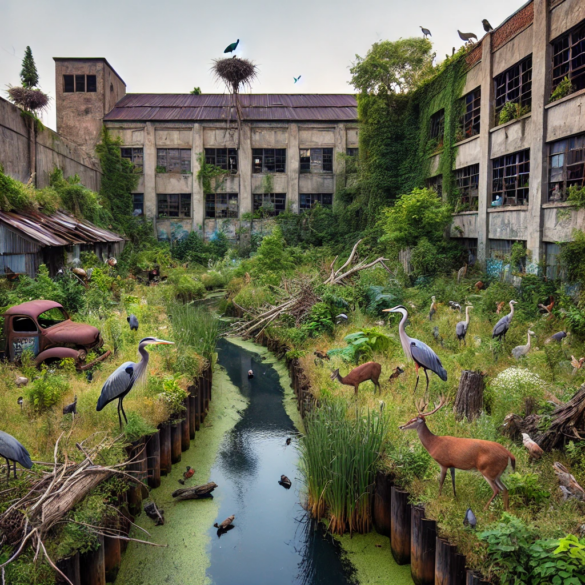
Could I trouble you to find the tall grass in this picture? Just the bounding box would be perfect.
[300,399,388,535]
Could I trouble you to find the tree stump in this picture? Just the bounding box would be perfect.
[454,371,484,421]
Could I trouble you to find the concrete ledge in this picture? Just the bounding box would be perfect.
[488,205,528,213]
[452,210,479,216]
[489,112,532,133]
[542,201,574,209]
[545,87,585,110]
[454,134,480,148]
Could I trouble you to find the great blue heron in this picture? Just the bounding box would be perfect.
[492,300,517,341]
[512,329,535,359]
[456,305,473,344]
[127,314,139,331]
[420,26,432,38]
[383,305,447,395]
[0,430,32,484]
[482,19,493,32]
[97,337,174,427]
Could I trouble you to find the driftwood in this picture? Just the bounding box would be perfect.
[454,371,484,421]
[172,482,217,501]
[144,502,165,525]
[538,385,585,451]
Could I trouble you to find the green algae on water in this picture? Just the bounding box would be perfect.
[115,365,248,585]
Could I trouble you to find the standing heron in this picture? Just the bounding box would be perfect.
[420,26,432,38]
[428,296,437,321]
[512,329,535,359]
[492,300,517,341]
[97,337,174,427]
[456,305,473,344]
[383,305,447,395]
[0,430,32,484]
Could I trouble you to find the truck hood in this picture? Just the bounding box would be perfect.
[44,320,101,347]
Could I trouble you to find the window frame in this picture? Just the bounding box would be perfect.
[494,56,533,117]
[299,193,333,210]
[548,134,585,202]
[552,21,585,94]
[205,193,239,218]
[253,193,286,216]
[252,149,286,173]
[492,149,530,207]
[430,110,445,148]
[156,149,192,174]
[132,193,144,216]
[455,164,480,211]
[121,147,144,173]
[204,148,238,174]
[63,74,97,93]
[157,193,192,219]
[458,87,481,140]
[299,148,334,174]
[426,175,443,198]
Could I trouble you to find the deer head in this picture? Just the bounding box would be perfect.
[399,395,447,431]
[330,369,340,381]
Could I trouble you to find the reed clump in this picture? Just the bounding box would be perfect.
[300,400,388,535]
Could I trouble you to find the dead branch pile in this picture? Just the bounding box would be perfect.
[230,240,391,339]
[0,434,160,585]
[538,385,585,451]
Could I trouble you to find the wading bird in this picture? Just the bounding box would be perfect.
[458,30,478,43]
[97,337,174,427]
[224,39,239,54]
[482,19,493,32]
[0,430,32,484]
[456,305,473,345]
[294,76,301,83]
[492,300,518,341]
[428,296,437,321]
[521,433,544,460]
[383,306,447,395]
[127,314,139,331]
[420,26,432,38]
[512,329,535,359]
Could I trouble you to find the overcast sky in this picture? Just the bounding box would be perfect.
[1,0,522,131]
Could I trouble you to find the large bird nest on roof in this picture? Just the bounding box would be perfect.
[212,57,258,94]
[6,86,49,113]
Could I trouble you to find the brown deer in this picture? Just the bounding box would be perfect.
[330,362,382,395]
[399,396,516,510]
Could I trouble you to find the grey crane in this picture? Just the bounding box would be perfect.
[127,314,139,331]
[456,305,473,344]
[97,337,174,427]
[420,26,432,38]
[512,329,535,359]
[492,300,518,341]
[0,430,32,484]
[383,305,447,395]
[428,296,437,321]
[458,30,478,42]
[482,19,493,32]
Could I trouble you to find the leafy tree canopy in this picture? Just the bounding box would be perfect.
[20,46,39,89]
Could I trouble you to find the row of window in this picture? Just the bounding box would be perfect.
[63,74,97,93]
[132,193,334,218]
[121,147,358,174]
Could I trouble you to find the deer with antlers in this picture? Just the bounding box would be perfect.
[399,396,516,510]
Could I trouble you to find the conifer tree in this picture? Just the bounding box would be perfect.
[20,46,39,88]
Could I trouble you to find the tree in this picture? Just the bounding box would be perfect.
[190,87,202,95]
[20,46,39,88]
[350,38,434,95]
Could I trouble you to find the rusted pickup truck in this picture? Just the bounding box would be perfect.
[1,300,111,370]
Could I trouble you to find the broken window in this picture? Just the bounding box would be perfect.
[121,148,144,172]
[552,21,585,95]
[299,148,333,173]
[157,194,191,218]
[455,164,480,211]
[494,56,533,117]
[253,193,286,216]
[157,149,191,173]
[548,134,585,202]
[86,75,97,92]
[459,238,478,266]
[458,87,481,140]
[132,194,144,216]
[75,75,86,92]
[426,175,443,197]
[430,110,445,148]
[205,193,238,218]
[489,239,526,270]
[299,193,333,210]
[205,148,238,174]
[492,149,530,206]
[63,75,75,93]
[252,149,286,173]
[545,242,563,280]
[346,148,359,157]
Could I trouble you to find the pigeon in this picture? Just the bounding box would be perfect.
[420,26,432,38]
[294,76,301,83]
[458,30,478,42]
[15,376,28,388]
[279,475,292,489]
[463,507,477,529]
[522,433,544,459]
[482,19,493,32]
[127,314,139,331]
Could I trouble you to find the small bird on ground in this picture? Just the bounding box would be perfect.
[554,463,585,500]
[336,313,348,324]
[458,30,478,43]
[279,475,292,489]
[546,331,567,344]
[63,395,78,418]
[420,26,432,38]
[294,76,301,83]
[15,376,28,388]
[482,19,493,32]
[17,397,23,412]
[496,301,505,314]
[127,314,139,331]
[571,355,585,375]
[538,297,555,314]
[86,371,93,383]
[448,301,462,312]
[285,437,292,446]
[463,507,477,529]
[178,465,195,485]
[522,433,544,459]
[388,366,405,382]
[214,515,235,530]
[224,39,239,54]
[475,281,484,291]
[248,370,254,379]
[428,296,437,321]
[314,350,330,360]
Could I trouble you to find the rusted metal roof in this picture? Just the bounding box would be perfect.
[4,300,64,317]
[104,94,358,122]
[0,210,124,248]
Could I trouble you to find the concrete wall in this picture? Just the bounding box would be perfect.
[0,96,101,190]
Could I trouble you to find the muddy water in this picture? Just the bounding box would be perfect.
[207,338,355,585]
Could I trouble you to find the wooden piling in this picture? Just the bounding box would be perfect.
[171,421,182,464]
[454,551,467,584]
[126,439,144,517]
[79,535,105,585]
[159,423,172,475]
[194,382,201,431]
[56,553,80,585]
[203,372,210,412]
[181,399,190,451]
[207,366,212,402]
[372,471,392,537]
[465,572,490,585]
[199,376,207,422]
[435,538,454,585]
[104,534,121,582]
[146,430,161,489]
[411,508,436,585]
[189,395,196,439]
[390,486,411,565]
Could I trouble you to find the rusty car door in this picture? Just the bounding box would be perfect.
[8,314,40,361]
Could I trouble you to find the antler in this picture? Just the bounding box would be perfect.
[417,395,447,417]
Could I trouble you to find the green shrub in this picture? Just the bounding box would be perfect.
[529,535,585,585]
[302,302,335,337]
[26,373,69,413]
[549,77,574,103]
[123,412,156,442]
[159,375,189,415]
[168,273,205,302]
[507,472,550,506]
[498,101,530,125]
[388,441,432,486]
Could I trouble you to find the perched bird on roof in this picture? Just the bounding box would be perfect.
[463,507,477,529]
[0,430,32,483]
[224,39,239,54]
[428,296,437,321]
[279,475,292,489]
[420,26,432,38]
[127,314,139,331]
[482,19,493,32]
[571,355,585,375]
[546,331,567,344]
[294,76,301,83]
[522,433,543,460]
[492,195,503,207]
[458,30,478,42]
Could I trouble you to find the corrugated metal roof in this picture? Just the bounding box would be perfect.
[0,210,124,248]
[104,94,358,122]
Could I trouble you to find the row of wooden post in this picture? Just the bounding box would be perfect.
[56,366,213,585]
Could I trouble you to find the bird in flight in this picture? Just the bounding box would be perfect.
[224,39,239,54]
[420,26,431,38]
[458,30,478,42]
[294,76,301,83]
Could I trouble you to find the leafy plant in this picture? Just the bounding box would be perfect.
[327,328,393,363]
[567,185,585,210]
[498,101,530,125]
[123,412,156,442]
[302,302,335,337]
[507,472,550,506]
[529,535,585,585]
[550,77,574,103]
[159,375,189,416]
[25,373,69,413]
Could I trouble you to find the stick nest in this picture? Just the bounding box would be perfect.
[212,58,258,93]
[6,86,49,112]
